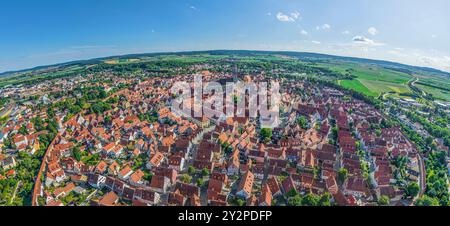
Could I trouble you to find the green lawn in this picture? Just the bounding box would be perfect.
[339,79,378,97]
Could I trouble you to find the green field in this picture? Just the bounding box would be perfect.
[339,79,378,97]
[1,51,449,102]
[416,83,450,101]
[323,62,415,98]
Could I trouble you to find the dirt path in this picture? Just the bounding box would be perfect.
[10,181,22,205]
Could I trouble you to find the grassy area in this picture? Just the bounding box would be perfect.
[339,79,378,97]
[416,83,450,101]
[327,62,414,97]
[359,79,411,95]
[0,67,84,88]
[1,51,449,102]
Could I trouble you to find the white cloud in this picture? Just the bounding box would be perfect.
[419,55,450,71]
[189,6,197,10]
[277,12,294,22]
[368,27,379,35]
[352,36,385,46]
[342,30,350,35]
[316,24,331,30]
[431,34,438,38]
[300,30,308,35]
[276,11,301,22]
[266,12,272,16]
[312,41,321,44]
[290,11,301,20]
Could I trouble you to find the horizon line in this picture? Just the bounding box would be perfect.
[1,49,449,76]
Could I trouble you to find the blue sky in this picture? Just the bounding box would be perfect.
[1,0,450,72]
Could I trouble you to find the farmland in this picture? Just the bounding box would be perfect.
[1,50,449,102]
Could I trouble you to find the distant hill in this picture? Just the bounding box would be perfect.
[1,50,449,78]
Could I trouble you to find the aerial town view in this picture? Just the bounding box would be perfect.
[0,0,449,210]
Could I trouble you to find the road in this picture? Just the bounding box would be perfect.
[408,77,427,97]
[417,153,427,197]
[10,181,22,205]
[80,189,99,206]
[382,93,427,204]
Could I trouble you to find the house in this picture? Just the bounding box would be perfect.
[1,156,16,170]
[281,176,296,195]
[252,164,265,180]
[168,190,186,206]
[46,200,64,206]
[147,152,164,169]
[325,176,339,195]
[227,155,240,176]
[175,182,200,197]
[266,176,282,197]
[154,167,178,184]
[118,166,133,180]
[168,155,185,171]
[174,138,192,154]
[54,183,76,199]
[134,188,161,205]
[95,161,108,174]
[48,161,66,183]
[236,171,254,199]
[207,179,224,200]
[122,186,135,201]
[108,161,120,175]
[344,176,369,197]
[102,142,116,154]
[109,145,124,158]
[150,175,170,193]
[98,191,119,206]
[259,183,272,206]
[129,169,145,186]
[13,134,28,148]
[190,193,201,206]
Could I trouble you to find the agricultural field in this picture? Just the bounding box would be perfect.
[338,79,378,97]
[320,62,415,98]
[104,58,140,64]
[416,83,450,101]
[0,66,85,88]
[1,51,449,103]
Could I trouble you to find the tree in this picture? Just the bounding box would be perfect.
[319,192,332,206]
[378,195,390,206]
[301,193,320,206]
[415,196,440,206]
[188,166,196,175]
[405,182,420,198]
[287,195,302,206]
[297,116,308,129]
[196,178,205,187]
[260,128,273,144]
[19,125,28,135]
[337,168,348,185]
[143,172,153,181]
[180,174,192,184]
[235,198,246,206]
[72,147,82,162]
[201,168,210,177]
[286,188,298,198]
